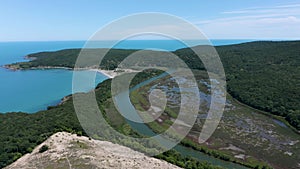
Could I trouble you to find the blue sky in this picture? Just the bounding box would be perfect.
[1,0,300,41]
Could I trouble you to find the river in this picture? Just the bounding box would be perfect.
[115,72,248,169]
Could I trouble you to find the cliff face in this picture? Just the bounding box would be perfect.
[5,132,180,169]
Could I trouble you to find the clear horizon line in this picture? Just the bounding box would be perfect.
[0,38,300,43]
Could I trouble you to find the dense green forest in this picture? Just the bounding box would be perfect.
[219,41,300,130]
[177,41,300,131]
[9,48,137,70]
[9,41,299,130]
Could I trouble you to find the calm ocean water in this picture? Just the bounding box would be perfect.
[0,40,253,113]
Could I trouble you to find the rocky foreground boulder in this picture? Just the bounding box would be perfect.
[5,132,180,169]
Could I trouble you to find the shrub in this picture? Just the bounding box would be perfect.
[39,145,49,153]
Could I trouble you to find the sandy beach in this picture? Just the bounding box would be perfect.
[92,68,140,79]
[4,63,138,79]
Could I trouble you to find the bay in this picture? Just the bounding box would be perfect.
[0,40,253,113]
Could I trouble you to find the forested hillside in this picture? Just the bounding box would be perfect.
[0,77,224,169]
[177,41,300,130]
[218,41,300,130]
[7,41,300,130]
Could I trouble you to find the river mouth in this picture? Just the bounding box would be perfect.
[114,71,248,169]
[116,68,300,169]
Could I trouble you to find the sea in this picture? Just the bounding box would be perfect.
[0,39,253,113]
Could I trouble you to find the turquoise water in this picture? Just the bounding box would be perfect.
[0,41,106,113]
[0,40,253,113]
[0,68,107,113]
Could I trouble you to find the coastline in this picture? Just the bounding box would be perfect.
[3,64,140,110]
[90,68,140,79]
[3,64,139,79]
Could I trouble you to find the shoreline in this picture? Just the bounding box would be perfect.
[4,64,139,79]
[2,64,140,112]
[89,68,140,79]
